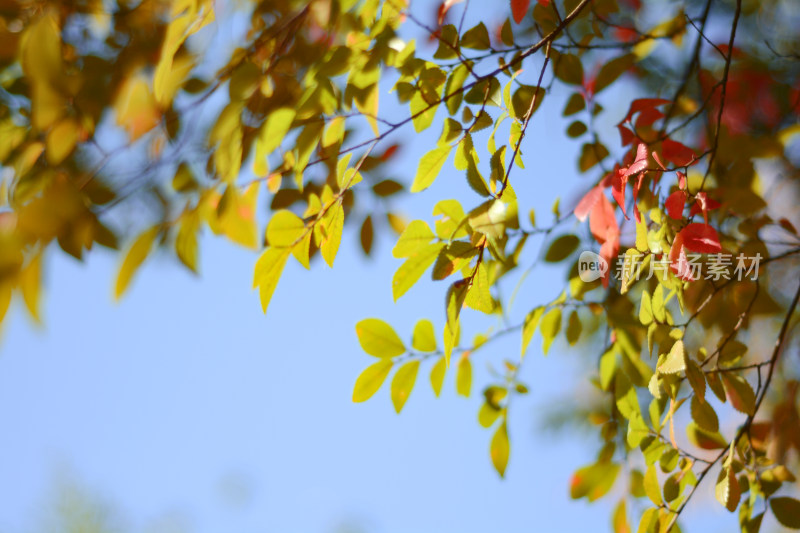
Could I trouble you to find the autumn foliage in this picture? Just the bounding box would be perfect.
[1,0,800,531]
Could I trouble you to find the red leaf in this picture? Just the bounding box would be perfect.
[438,0,464,25]
[619,98,670,125]
[624,143,649,177]
[574,185,603,222]
[688,192,721,223]
[635,107,664,128]
[590,192,618,245]
[652,151,667,170]
[611,169,628,219]
[665,190,686,220]
[511,0,530,24]
[679,223,722,254]
[617,124,635,146]
[661,139,696,167]
[677,171,686,189]
[671,244,696,281]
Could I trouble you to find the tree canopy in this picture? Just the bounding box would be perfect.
[2,0,800,530]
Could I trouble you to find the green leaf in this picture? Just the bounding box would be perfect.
[566,120,587,138]
[770,497,800,529]
[566,310,581,345]
[511,85,545,120]
[594,54,635,93]
[352,359,393,403]
[456,356,472,397]
[391,360,420,413]
[658,340,685,374]
[355,318,406,358]
[461,22,491,50]
[430,356,446,397]
[115,227,159,300]
[544,234,579,262]
[444,64,469,115]
[554,53,584,85]
[253,247,291,313]
[720,373,755,415]
[412,319,437,352]
[393,243,444,300]
[490,422,510,477]
[685,359,706,402]
[266,210,305,248]
[563,92,585,116]
[686,421,727,450]
[579,142,609,172]
[715,466,741,513]
[540,307,562,355]
[690,395,719,432]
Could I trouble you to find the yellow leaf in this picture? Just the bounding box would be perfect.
[320,203,344,267]
[456,355,472,397]
[658,340,686,374]
[219,182,259,249]
[252,247,290,314]
[253,108,296,176]
[490,422,509,477]
[429,356,446,397]
[176,213,199,273]
[21,14,62,83]
[411,145,451,192]
[353,359,393,403]
[355,318,405,358]
[266,210,305,248]
[391,360,420,413]
[540,307,562,355]
[521,307,544,357]
[0,283,12,324]
[392,220,435,258]
[46,118,79,165]
[115,75,161,141]
[412,319,437,352]
[20,253,42,323]
[115,227,159,300]
[392,243,443,301]
[154,0,214,106]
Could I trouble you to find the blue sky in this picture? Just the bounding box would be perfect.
[0,1,746,532]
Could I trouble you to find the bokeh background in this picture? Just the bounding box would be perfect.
[0,0,762,531]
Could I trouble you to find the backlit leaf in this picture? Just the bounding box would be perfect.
[115,227,159,300]
[391,360,420,413]
[355,318,406,358]
[490,422,510,477]
[353,359,393,403]
[412,319,437,352]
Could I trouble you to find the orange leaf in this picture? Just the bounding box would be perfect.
[511,0,530,24]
